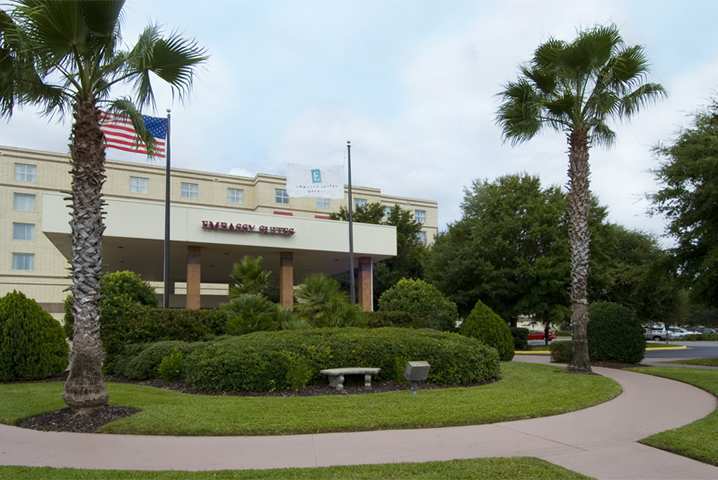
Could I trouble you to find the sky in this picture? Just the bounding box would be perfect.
[2,0,718,243]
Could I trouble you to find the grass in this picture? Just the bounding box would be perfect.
[0,362,620,436]
[669,358,718,367]
[630,366,718,466]
[0,458,591,479]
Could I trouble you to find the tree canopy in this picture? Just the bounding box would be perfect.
[653,101,718,307]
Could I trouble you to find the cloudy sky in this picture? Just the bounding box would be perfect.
[2,0,717,242]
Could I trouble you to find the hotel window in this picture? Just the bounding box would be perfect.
[417,231,427,245]
[414,209,426,224]
[12,223,34,240]
[129,176,149,193]
[354,198,368,209]
[13,193,36,212]
[275,188,289,204]
[12,253,34,271]
[15,163,37,183]
[315,198,330,209]
[227,188,244,205]
[181,182,199,200]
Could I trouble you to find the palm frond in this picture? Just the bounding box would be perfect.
[496,79,544,144]
[105,97,157,156]
[572,24,622,70]
[609,45,650,92]
[590,120,616,147]
[124,25,207,108]
[619,82,667,118]
[533,38,566,70]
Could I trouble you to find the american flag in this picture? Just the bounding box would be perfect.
[99,111,168,158]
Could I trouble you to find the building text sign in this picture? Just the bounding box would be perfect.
[201,220,295,237]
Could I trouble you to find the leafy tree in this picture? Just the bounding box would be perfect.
[426,174,570,333]
[332,203,426,301]
[497,25,665,372]
[0,1,206,407]
[229,256,271,299]
[653,102,718,307]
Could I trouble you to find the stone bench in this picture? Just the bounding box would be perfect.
[320,367,381,391]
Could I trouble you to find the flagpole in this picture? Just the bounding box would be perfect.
[162,110,172,308]
[346,140,356,304]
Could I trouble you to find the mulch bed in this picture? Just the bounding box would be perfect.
[18,406,140,433]
[127,377,447,397]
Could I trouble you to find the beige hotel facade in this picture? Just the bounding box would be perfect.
[0,145,438,316]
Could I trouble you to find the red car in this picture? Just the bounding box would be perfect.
[527,330,556,341]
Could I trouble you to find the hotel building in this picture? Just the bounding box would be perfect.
[0,145,438,316]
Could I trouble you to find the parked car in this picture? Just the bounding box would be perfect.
[668,326,692,338]
[645,326,668,341]
[527,330,556,342]
[694,326,718,335]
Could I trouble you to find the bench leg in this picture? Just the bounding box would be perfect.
[364,374,372,389]
[329,375,344,391]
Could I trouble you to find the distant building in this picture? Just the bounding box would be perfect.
[0,145,438,315]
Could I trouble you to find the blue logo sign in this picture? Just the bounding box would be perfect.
[311,168,322,183]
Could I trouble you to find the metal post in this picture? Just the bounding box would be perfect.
[346,140,356,304]
[162,110,172,308]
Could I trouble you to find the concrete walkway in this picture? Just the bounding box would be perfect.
[1,361,717,479]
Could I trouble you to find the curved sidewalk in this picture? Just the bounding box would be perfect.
[1,363,717,480]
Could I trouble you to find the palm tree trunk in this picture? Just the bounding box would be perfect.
[566,129,592,373]
[63,98,109,409]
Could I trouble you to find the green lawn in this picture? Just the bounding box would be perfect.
[669,358,718,367]
[0,362,619,436]
[0,458,590,480]
[631,367,718,466]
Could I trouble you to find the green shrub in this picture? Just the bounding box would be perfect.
[459,300,514,361]
[183,327,499,392]
[510,327,529,351]
[588,302,645,364]
[158,351,186,382]
[285,354,315,391]
[683,333,718,341]
[0,291,69,381]
[223,294,281,335]
[363,311,414,328]
[550,340,573,363]
[115,340,201,380]
[378,279,458,331]
[229,256,271,299]
[295,274,362,327]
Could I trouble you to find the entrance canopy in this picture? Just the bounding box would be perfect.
[41,193,396,309]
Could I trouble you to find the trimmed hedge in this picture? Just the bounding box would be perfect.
[118,328,500,392]
[378,279,458,331]
[510,327,529,351]
[0,291,69,381]
[112,340,205,380]
[460,300,514,361]
[588,302,645,364]
[550,341,573,363]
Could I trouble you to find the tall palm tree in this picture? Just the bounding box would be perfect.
[0,0,206,408]
[496,25,664,372]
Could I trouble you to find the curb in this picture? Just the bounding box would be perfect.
[515,345,689,355]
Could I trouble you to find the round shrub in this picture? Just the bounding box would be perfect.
[550,340,573,363]
[363,311,414,328]
[158,351,186,382]
[116,340,202,380]
[222,294,281,335]
[460,300,514,361]
[183,327,500,392]
[510,327,529,351]
[588,302,645,364]
[378,279,458,331]
[0,291,69,381]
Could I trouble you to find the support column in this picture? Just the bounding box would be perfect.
[358,256,373,312]
[186,246,201,310]
[280,252,294,309]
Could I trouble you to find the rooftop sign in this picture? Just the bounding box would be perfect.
[201,220,295,237]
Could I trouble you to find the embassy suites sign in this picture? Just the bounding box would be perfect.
[201,220,295,237]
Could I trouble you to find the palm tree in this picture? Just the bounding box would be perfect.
[0,0,206,408]
[496,25,664,372]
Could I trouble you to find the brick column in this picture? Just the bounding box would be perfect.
[358,256,373,312]
[186,246,202,310]
[279,252,294,309]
